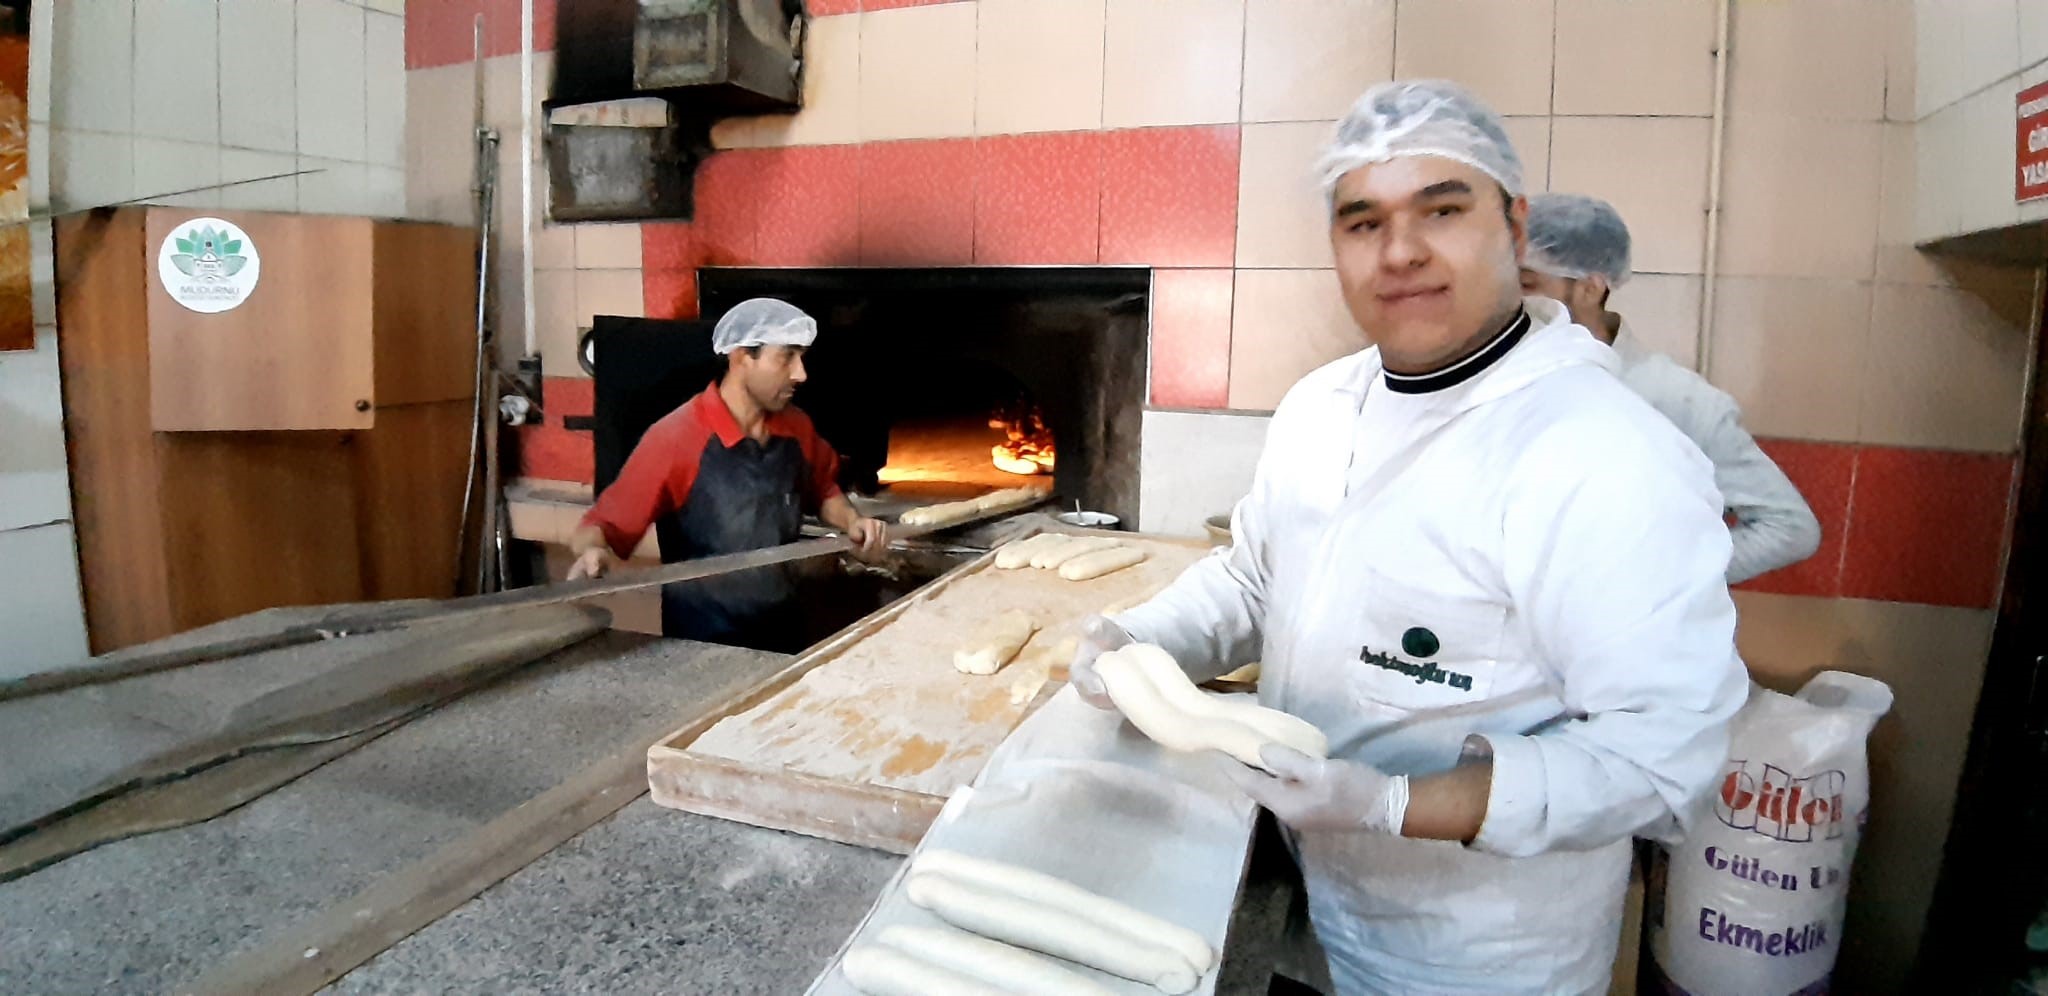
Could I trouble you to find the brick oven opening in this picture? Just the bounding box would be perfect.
[697,267,1151,525]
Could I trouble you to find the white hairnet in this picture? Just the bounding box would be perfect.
[1525,192,1632,287]
[1317,79,1524,203]
[711,297,818,355]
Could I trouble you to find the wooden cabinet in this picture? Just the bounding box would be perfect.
[58,208,479,653]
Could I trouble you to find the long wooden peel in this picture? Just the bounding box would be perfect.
[3,496,1051,702]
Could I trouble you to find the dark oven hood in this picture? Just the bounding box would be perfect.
[551,0,804,114]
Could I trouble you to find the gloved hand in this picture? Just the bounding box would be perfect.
[1067,615,1133,710]
[1224,744,1410,834]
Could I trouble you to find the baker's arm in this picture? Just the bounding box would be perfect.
[820,492,888,560]
[1701,404,1821,583]
[1471,419,1750,857]
[566,425,684,580]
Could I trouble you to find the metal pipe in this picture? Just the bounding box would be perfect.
[520,0,538,360]
[1696,0,1733,375]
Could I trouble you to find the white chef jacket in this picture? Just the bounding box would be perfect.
[1114,299,1749,995]
[1609,320,1821,583]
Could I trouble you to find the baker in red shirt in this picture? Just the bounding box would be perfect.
[564,298,888,647]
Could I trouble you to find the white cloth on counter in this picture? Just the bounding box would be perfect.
[1113,297,1749,995]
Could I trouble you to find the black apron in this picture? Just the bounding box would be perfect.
[657,433,806,649]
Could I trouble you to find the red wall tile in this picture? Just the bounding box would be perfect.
[515,423,594,484]
[692,149,769,265]
[1100,126,1241,267]
[1737,439,1857,597]
[808,0,862,13]
[1840,448,2015,608]
[407,0,555,70]
[975,131,1102,265]
[753,146,862,266]
[545,375,595,418]
[1149,269,1234,409]
[643,268,701,320]
[859,139,976,266]
[861,0,971,10]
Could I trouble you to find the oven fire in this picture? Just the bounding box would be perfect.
[988,404,1055,477]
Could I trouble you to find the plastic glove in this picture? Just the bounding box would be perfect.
[1224,744,1410,834]
[1067,615,1133,710]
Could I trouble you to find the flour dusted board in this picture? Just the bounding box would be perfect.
[646,531,1208,852]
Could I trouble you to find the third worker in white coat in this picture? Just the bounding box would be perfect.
[1070,81,1751,994]
[1519,192,1823,583]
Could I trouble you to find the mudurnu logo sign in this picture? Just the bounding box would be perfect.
[158,217,261,313]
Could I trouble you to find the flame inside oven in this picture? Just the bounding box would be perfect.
[988,402,1054,476]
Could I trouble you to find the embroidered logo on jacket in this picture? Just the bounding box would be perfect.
[1358,646,1474,690]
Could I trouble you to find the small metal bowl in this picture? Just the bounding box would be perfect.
[1056,510,1121,530]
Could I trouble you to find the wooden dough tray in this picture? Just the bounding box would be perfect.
[645,529,1209,853]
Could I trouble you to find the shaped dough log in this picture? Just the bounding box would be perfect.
[899,500,979,528]
[954,610,1039,676]
[1038,537,1118,570]
[905,872,1199,994]
[876,925,1115,996]
[974,487,1041,513]
[1059,546,1148,582]
[913,850,1214,974]
[995,533,1060,570]
[1026,536,1091,569]
[841,944,1011,996]
[1097,643,1327,770]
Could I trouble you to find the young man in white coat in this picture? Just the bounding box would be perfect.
[1071,81,1750,994]
[1519,192,1822,583]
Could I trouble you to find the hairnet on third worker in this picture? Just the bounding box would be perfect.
[1525,193,1633,287]
[1317,79,1524,203]
[711,298,819,355]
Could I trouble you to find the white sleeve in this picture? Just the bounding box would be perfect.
[1697,400,1822,583]
[1471,418,1750,858]
[1108,443,1278,684]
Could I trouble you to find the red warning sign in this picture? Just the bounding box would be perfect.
[2019,80,2048,203]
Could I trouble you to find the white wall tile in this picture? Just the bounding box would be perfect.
[365,11,406,167]
[51,129,135,208]
[1554,0,1717,117]
[221,0,298,153]
[134,138,222,208]
[1500,116,1550,192]
[1241,0,1395,123]
[535,268,581,380]
[1860,277,2035,452]
[1227,268,1363,410]
[134,0,220,144]
[365,165,406,217]
[1548,116,1712,274]
[50,0,133,133]
[976,0,1107,135]
[574,223,644,270]
[748,15,860,147]
[219,148,300,212]
[1716,116,1883,280]
[1103,0,1246,128]
[297,154,369,214]
[30,222,51,331]
[26,0,52,124]
[2025,0,2048,68]
[1728,0,1889,122]
[1235,121,1334,269]
[1706,275,1873,442]
[1949,82,2023,237]
[1916,0,2021,117]
[1392,0,1555,117]
[298,0,367,162]
[1609,273,1703,371]
[404,61,474,224]
[861,4,977,141]
[0,523,91,677]
[1139,410,1269,537]
[574,269,646,326]
[27,121,48,211]
[0,327,71,531]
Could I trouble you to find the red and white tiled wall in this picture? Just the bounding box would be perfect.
[407,3,2048,982]
[408,0,2036,615]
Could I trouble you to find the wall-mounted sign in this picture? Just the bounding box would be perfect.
[2019,80,2048,203]
[157,217,261,313]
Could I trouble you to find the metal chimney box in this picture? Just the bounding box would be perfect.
[632,0,802,114]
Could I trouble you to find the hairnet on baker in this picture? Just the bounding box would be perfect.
[711,297,818,355]
[1317,79,1524,203]
[1525,193,1633,287]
